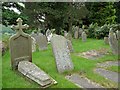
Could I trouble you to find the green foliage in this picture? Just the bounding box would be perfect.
[85,2,116,26]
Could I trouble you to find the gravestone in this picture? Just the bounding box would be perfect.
[10,18,57,87]
[31,37,36,52]
[109,28,118,55]
[78,28,83,38]
[74,26,79,39]
[36,33,48,50]
[64,31,72,41]
[51,35,74,73]
[67,40,74,52]
[10,18,31,70]
[104,37,109,44]
[46,29,53,43]
[82,31,87,42]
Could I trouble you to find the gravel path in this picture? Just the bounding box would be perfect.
[95,68,119,83]
[65,74,103,88]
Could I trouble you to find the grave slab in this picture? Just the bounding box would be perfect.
[18,61,57,88]
[66,74,102,88]
[95,68,119,83]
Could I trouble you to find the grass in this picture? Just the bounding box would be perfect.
[2,38,118,88]
[106,66,120,73]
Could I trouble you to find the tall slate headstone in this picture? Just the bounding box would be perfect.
[10,18,31,70]
[51,35,74,73]
[78,28,83,38]
[74,26,79,39]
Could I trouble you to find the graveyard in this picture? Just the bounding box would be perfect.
[1,1,120,89]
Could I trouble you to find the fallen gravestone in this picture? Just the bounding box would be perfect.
[82,31,87,42]
[66,74,102,88]
[51,35,74,73]
[10,18,56,88]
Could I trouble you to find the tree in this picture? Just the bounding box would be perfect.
[85,2,116,26]
[24,2,88,34]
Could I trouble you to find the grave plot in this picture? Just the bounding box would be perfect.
[95,60,120,83]
[9,18,57,88]
[65,74,103,88]
[77,48,109,60]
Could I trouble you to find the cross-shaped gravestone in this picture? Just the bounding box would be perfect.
[11,18,29,33]
[10,18,32,70]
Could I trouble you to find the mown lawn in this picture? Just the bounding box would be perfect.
[2,38,118,88]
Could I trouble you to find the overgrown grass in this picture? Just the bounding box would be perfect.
[106,66,120,73]
[2,38,118,88]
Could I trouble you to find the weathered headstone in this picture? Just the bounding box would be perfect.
[78,28,83,38]
[104,37,109,44]
[10,18,57,88]
[109,28,118,55]
[46,29,53,43]
[74,26,79,39]
[82,31,87,42]
[31,37,36,52]
[35,33,48,50]
[64,31,72,41]
[10,18,31,69]
[51,35,74,73]
[67,40,74,52]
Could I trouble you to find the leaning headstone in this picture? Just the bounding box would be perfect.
[74,26,79,39]
[36,33,48,51]
[67,40,74,52]
[82,31,87,42]
[51,35,74,73]
[10,18,57,88]
[109,28,118,55]
[31,37,36,52]
[10,18,31,70]
[104,37,109,44]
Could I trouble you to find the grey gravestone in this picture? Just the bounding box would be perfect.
[51,35,74,73]
[31,37,36,52]
[18,61,56,87]
[78,28,83,38]
[109,29,118,55]
[67,40,74,52]
[35,33,48,51]
[10,18,57,87]
[74,26,79,39]
[46,29,53,43]
[82,31,87,42]
[104,37,109,44]
[64,31,72,41]
[10,18,31,70]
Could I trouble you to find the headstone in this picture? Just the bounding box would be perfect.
[82,31,87,42]
[109,28,118,55]
[36,33,48,50]
[46,29,53,43]
[78,28,83,38]
[74,26,79,39]
[31,37,36,52]
[104,37,109,44]
[51,35,74,73]
[67,40,74,52]
[18,61,57,88]
[64,31,72,41]
[10,18,31,70]
[10,18,57,88]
